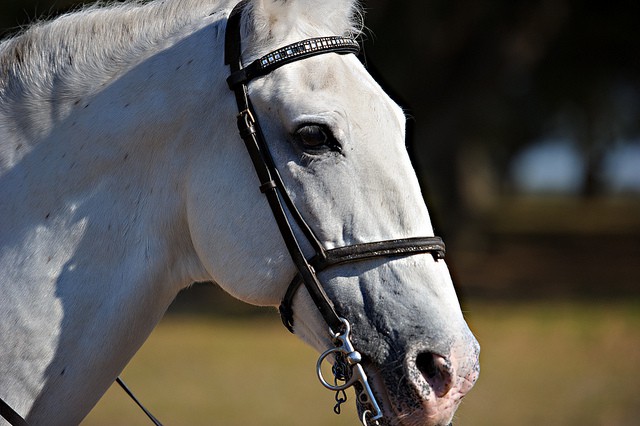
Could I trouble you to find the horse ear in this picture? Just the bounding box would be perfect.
[245,0,362,46]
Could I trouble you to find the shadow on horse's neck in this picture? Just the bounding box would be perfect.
[0,10,231,424]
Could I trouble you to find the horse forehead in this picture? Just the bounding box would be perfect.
[259,54,405,129]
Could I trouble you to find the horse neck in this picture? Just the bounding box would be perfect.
[0,7,230,423]
[0,6,229,296]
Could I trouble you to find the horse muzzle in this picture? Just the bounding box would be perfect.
[363,336,480,426]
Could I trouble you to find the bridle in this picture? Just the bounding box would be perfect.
[224,1,446,424]
[0,2,447,425]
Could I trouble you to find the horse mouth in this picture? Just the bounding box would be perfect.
[359,358,460,426]
[356,361,395,425]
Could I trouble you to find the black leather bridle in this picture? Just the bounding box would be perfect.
[224,1,446,424]
[225,0,446,336]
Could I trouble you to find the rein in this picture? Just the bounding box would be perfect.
[0,398,28,426]
[0,377,160,426]
[224,1,447,424]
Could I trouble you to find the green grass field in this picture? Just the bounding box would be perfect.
[83,301,640,426]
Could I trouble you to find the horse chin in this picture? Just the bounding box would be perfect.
[360,361,459,426]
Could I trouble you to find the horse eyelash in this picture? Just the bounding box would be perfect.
[300,151,322,166]
[299,149,344,167]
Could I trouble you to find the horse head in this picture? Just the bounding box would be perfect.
[188,1,480,424]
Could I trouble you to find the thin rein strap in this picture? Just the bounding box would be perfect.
[116,377,164,426]
[0,397,29,426]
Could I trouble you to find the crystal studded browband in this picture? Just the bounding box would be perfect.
[226,36,360,89]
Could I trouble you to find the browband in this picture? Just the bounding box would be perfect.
[224,0,359,89]
[227,36,360,88]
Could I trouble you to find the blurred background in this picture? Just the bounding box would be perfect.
[2,0,639,425]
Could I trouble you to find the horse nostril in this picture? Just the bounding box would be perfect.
[416,352,437,378]
[415,352,454,397]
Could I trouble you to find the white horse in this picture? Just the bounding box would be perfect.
[0,1,479,425]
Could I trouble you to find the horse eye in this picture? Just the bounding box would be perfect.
[294,125,340,153]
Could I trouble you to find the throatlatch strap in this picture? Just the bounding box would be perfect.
[223,0,248,69]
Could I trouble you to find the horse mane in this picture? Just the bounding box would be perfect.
[0,0,229,106]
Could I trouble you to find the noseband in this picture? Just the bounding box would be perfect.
[225,1,446,424]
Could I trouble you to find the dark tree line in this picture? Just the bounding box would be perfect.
[363,0,640,221]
